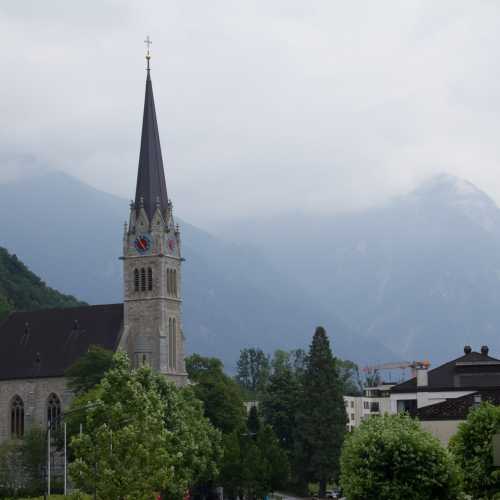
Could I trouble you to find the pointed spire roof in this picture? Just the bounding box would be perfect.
[134,68,169,220]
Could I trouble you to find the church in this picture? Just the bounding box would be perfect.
[0,53,187,442]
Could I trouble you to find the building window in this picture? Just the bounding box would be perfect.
[147,267,153,291]
[370,402,380,413]
[167,269,171,295]
[173,270,177,296]
[169,318,177,370]
[350,401,354,408]
[351,413,355,421]
[47,393,61,430]
[140,268,146,291]
[134,269,139,292]
[11,395,24,438]
[363,401,369,410]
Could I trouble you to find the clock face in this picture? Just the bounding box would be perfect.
[134,234,151,254]
[167,238,176,252]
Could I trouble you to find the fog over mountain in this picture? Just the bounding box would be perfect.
[221,174,500,365]
[0,170,390,369]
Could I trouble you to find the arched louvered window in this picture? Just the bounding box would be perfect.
[140,268,146,291]
[147,267,153,291]
[167,269,171,295]
[47,393,61,430]
[173,270,177,297]
[11,395,24,438]
[134,269,139,292]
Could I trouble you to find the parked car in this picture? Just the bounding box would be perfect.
[325,490,341,499]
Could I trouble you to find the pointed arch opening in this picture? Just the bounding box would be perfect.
[11,395,24,438]
[47,393,61,431]
[140,268,146,291]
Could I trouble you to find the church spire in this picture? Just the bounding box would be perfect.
[134,38,169,221]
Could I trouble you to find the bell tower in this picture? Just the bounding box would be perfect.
[120,42,187,385]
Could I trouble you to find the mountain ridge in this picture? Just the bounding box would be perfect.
[0,168,390,368]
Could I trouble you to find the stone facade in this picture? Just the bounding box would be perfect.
[120,201,187,386]
[0,377,70,442]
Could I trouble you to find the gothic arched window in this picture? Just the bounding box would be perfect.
[11,395,24,438]
[47,393,61,430]
[172,318,177,369]
[168,318,173,369]
[134,269,139,292]
[173,270,177,297]
[140,268,146,291]
[167,269,171,295]
[147,267,153,291]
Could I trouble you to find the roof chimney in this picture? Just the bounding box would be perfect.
[416,363,429,388]
[464,345,472,355]
[481,345,489,356]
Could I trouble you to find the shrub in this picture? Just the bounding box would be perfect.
[340,414,463,500]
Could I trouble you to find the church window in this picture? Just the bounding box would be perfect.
[172,318,177,368]
[140,268,146,291]
[168,318,173,369]
[167,269,171,295]
[147,267,153,291]
[10,395,24,438]
[47,393,61,431]
[173,270,177,297]
[169,318,177,370]
[134,269,139,292]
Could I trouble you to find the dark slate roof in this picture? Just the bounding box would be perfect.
[0,304,123,381]
[416,389,500,421]
[134,69,169,221]
[391,349,500,393]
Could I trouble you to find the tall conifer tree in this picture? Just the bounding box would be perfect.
[295,327,347,495]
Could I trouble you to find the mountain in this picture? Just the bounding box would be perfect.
[220,174,500,365]
[0,170,390,368]
[0,246,83,319]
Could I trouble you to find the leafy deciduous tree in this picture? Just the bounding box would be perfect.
[69,353,221,500]
[341,414,463,500]
[449,402,500,499]
[236,348,271,397]
[186,353,246,434]
[65,345,114,395]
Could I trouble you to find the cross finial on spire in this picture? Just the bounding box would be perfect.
[144,36,152,71]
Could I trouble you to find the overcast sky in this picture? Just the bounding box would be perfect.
[2,1,500,229]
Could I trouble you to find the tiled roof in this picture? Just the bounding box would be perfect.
[391,350,500,393]
[416,389,500,420]
[0,304,123,380]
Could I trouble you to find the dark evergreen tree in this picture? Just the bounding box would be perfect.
[295,327,347,496]
[247,406,261,436]
[261,352,301,453]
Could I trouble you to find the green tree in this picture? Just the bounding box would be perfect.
[65,345,114,395]
[238,408,289,499]
[261,350,301,453]
[336,359,363,396]
[0,295,11,322]
[69,353,221,500]
[236,348,271,397]
[295,327,347,496]
[449,402,500,499]
[186,353,246,434]
[340,414,463,500]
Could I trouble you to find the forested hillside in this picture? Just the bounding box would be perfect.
[0,247,84,320]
